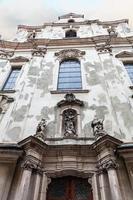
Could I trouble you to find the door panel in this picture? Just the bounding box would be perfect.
[47,176,93,200]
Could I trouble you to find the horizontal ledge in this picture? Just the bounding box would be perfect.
[50,89,89,94]
[0,90,16,94]
[44,137,95,141]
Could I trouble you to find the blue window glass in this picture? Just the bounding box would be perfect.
[124,63,133,83]
[3,68,21,91]
[58,59,82,90]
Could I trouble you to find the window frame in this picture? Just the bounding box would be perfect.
[65,30,77,38]
[2,66,22,92]
[57,59,82,91]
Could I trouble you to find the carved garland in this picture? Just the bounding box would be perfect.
[55,49,85,61]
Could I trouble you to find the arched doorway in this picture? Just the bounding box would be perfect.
[47,176,93,200]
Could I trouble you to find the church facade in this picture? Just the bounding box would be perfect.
[0,13,133,200]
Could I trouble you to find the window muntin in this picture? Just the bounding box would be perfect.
[3,68,21,91]
[124,63,133,83]
[65,30,77,38]
[58,59,82,90]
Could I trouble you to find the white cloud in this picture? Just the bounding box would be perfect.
[0,0,133,39]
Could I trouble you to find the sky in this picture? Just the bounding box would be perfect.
[0,0,133,39]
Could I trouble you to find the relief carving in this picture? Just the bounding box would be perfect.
[63,109,77,137]
[96,43,112,54]
[91,118,106,139]
[97,159,119,173]
[0,50,14,59]
[55,49,85,61]
[21,159,43,174]
[57,93,84,107]
[0,95,14,114]
[34,118,47,141]
[32,47,47,57]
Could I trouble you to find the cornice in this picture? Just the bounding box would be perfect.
[17,19,128,31]
[0,36,133,51]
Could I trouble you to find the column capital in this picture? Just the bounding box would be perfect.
[21,159,37,171]
[97,159,119,173]
[21,158,44,174]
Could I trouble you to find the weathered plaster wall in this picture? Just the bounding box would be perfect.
[0,43,133,143]
[13,20,132,41]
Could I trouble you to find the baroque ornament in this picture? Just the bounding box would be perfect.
[63,109,77,137]
[97,159,119,173]
[91,118,106,139]
[55,49,85,61]
[34,118,47,141]
[0,95,14,114]
[57,93,84,107]
[0,50,14,59]
[32,47,47,57]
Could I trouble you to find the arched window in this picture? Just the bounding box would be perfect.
[65,30,77,38]
[57,59,82,90]
[68,19,75,23]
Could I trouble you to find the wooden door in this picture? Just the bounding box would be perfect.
[47,176,93,200]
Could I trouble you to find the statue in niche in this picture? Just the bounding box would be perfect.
[63,109,77,137]
[91,118,106,139]
[34,118,47,141]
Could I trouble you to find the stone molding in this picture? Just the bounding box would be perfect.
[17,19,128,31]
[115,51,133,58]
[55,49,85,61]
[57,93,84,107]
[0,36,133,50]
[9,56,29,63]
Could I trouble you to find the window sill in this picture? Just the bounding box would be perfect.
[50,89,89,94]
[0,90,16,94]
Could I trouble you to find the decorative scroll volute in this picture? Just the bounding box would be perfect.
[55,49,85,61]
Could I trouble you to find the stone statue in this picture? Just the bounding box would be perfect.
[91,118,106,139]
[34,118,47,141]
[63,109,77,137]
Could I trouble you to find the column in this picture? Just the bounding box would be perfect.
[15,169,32,200]
[40,172,50,200]
[105,160,123,200]
[98,171,109,200]
[14,160,35,200]
[32,168,42,200]
[92,174,99,200]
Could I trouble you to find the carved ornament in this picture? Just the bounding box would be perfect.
[96,43,112,54]
[91,118,106,139]
[58,13,84,20]
[63,109,77,138]
[107,26,118,37]
[0,50,14,59]
[34,118,47,141]
[0,95,14,114]
[115,51,133,58]
[55,49,85,61]
[32,47,47,57]
[21,159,38,171]
[9,56,29,63]
[97,159,119,173]
[57,93,84,107]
